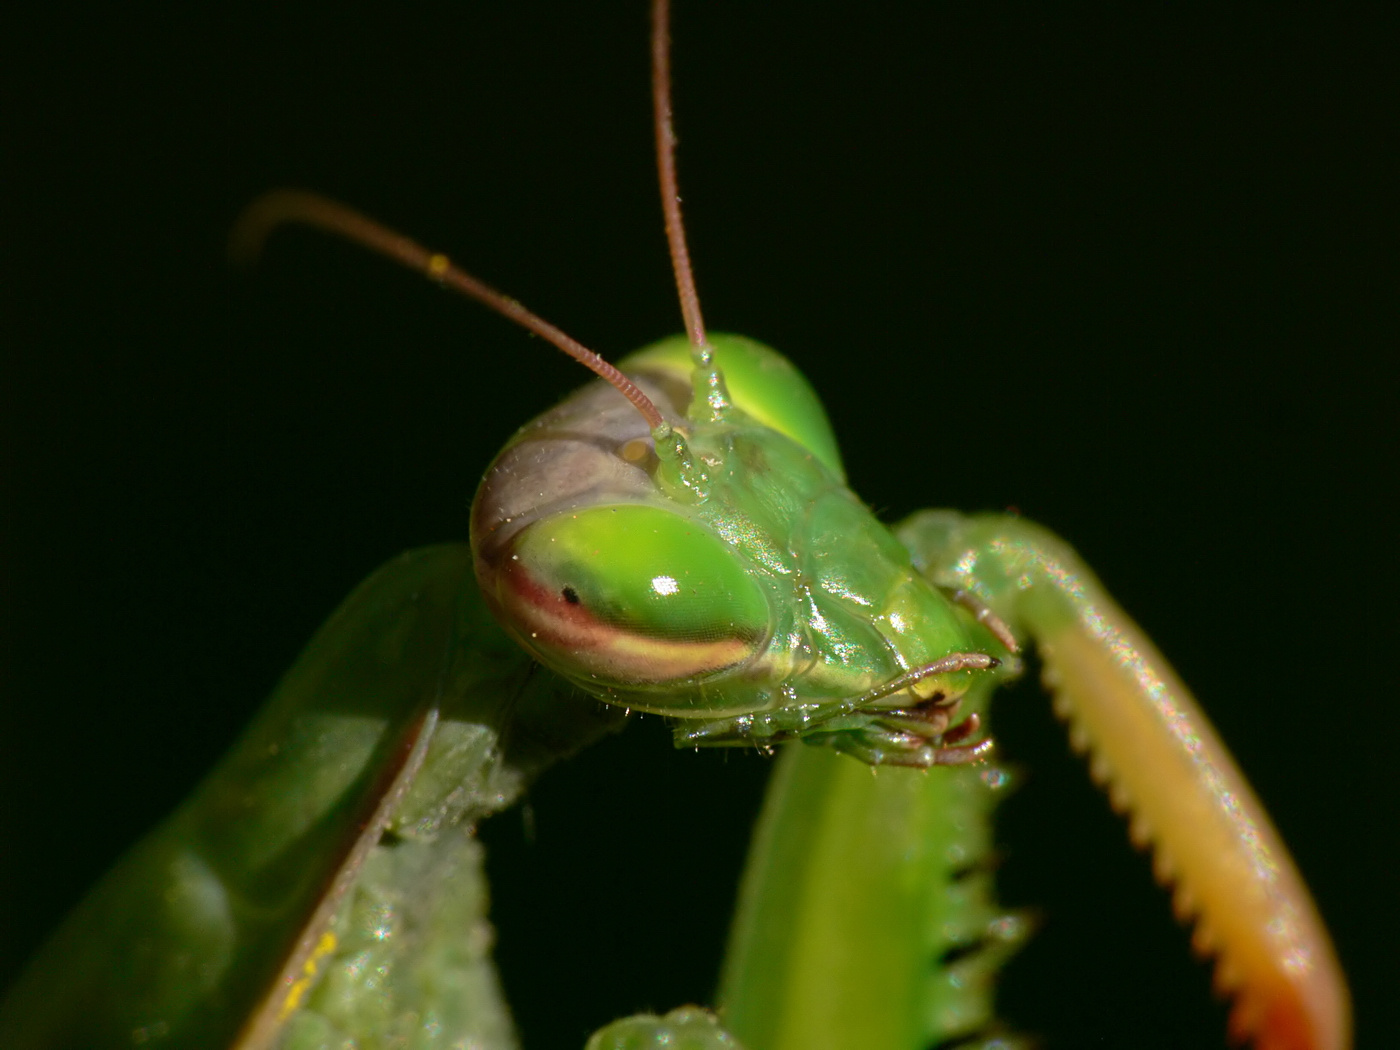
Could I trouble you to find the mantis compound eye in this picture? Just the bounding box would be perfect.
[492,504,772,686]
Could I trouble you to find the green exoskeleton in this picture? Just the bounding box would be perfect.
[0,2,1351,1049]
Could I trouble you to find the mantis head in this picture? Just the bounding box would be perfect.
[471,333,1007,766]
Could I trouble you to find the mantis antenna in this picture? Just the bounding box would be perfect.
[230,190,667,432]
[650,0,734,426]
[651,0,707,357]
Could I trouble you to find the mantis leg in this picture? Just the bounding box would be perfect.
[0,545,624,1050]
[896,510,1349,1050]
[717,682,1028,1050]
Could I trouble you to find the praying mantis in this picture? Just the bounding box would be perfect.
[2,2,1391,1047]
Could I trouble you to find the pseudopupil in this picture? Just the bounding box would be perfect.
[561,586,581,605]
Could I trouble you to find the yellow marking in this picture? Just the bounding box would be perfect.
[619,438,651,462]
[427,253,451,280]
[276,931,338,1021]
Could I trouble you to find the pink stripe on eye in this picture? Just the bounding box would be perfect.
[496,558,757,685]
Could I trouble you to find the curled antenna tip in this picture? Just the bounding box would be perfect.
[227,189,317,270]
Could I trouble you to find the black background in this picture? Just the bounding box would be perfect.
[2,3,1396,1048]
